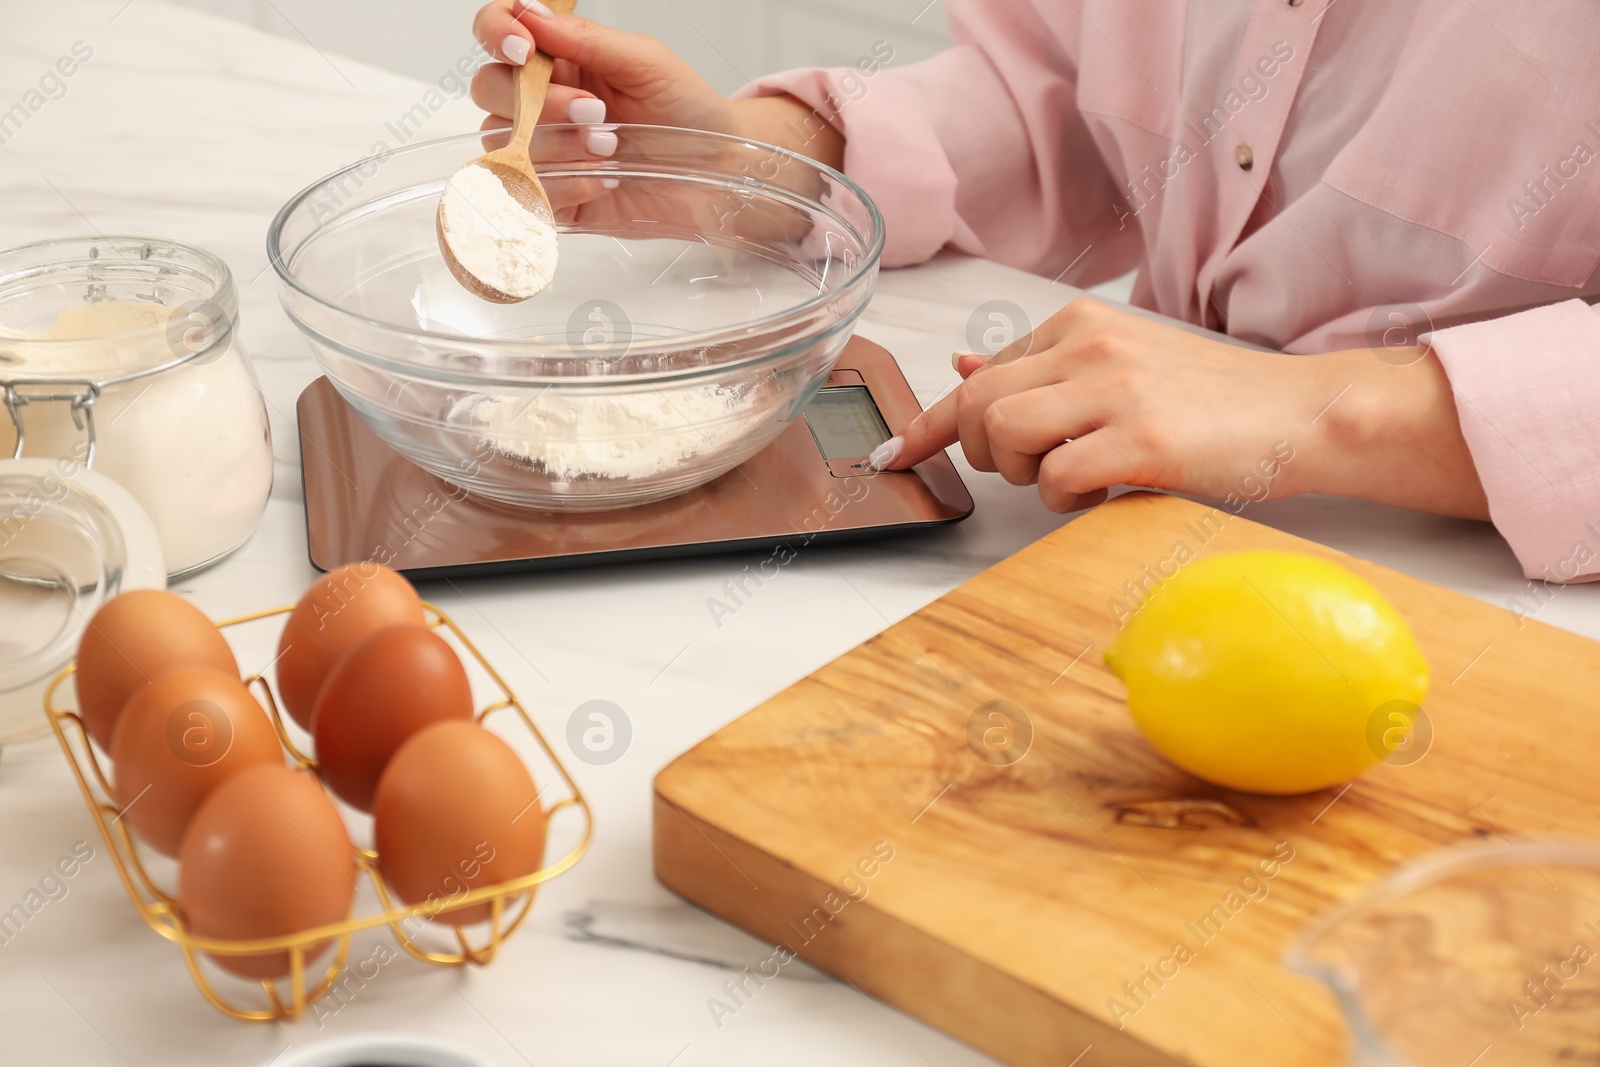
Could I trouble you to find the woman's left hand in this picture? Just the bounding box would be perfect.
[880,299,1490,520]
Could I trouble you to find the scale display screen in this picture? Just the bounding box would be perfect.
[804,386,892,461]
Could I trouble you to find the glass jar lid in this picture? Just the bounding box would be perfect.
[0,457,164,744]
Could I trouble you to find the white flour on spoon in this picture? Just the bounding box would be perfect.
[440,163,558,299]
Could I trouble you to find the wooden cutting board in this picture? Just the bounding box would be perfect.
[653,492,1600,1067]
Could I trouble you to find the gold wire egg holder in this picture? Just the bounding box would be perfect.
[43,601,592,1023]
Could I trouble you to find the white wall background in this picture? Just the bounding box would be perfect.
[163,0,954,93]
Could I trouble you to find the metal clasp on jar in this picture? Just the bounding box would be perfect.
[4,379,103,467]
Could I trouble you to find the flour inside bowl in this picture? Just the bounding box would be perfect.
[468,384,763,486]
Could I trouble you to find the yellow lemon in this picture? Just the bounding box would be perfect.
[1103,550,1429,795]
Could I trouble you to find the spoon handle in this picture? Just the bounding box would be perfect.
[508,0,580,156]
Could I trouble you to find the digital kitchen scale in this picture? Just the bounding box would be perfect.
[296,336,973,578]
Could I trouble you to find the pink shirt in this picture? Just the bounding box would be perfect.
[744,0,1600,584]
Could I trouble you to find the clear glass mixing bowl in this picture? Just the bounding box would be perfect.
[268,124,884,510]
[1286,840,1600,1066]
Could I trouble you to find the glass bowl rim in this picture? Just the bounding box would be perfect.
[265,123,887,358]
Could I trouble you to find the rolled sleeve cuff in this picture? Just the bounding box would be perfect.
[737,60,966,268]
[1428,299,1600,583]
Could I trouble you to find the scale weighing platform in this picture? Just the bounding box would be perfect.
[296,336,973,578]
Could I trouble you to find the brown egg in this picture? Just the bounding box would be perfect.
[373,721,545,926]
[75,590,239,752]
[110,666,284,856]
[179,764,357,979]
[275,563,425,731]
[312,624,475,812]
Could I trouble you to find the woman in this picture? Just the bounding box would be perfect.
[471,0,1600,583]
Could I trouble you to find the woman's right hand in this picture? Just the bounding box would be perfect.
[470,1,737,143]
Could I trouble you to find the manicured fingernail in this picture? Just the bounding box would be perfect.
[500,35,530,65]
[600,177,620,190]
[869,436,903,471]
[515,0,555,17]
[568,97,606,124]
[585,130,618,157]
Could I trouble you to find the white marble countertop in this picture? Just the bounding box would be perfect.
[3,3,1596,1065]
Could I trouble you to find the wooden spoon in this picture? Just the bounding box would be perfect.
[438,0,578,303]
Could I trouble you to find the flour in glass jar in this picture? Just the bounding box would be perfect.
[0,300,273,575]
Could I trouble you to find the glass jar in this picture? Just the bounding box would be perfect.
[0,236,273,577]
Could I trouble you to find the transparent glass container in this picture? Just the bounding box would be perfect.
[1286,840,1600,1066]
[0,236,274,577]
[0,458,164,745]
[268,124,884,511]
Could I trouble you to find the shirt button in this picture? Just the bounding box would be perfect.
[1236,144,1255,171]
[1287,0,1304,6]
